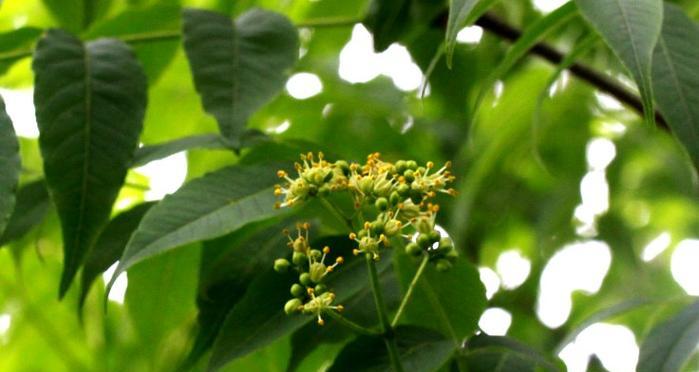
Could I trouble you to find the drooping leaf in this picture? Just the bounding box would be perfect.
[445,0,502,66]
[84,3,181,82]
[328,325,455,372]
[638,301,699,372]
[651,3,699,171]
[475,2,578,112]
[393,252,486,344]
[0,97,20,238]
[207,244,393,371]
[575,0,663,125]
[460,334,562,372]
[109,164,287,293]
[78,202,154,311]
[32,30,147,297]
[0,27,43,76]
[0,180,50,247]
[182,8,298,147]
[363,0,411,52]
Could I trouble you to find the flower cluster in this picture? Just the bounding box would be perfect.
[273,223,344,325]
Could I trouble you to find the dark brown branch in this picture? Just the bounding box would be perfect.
[473,13,669,131]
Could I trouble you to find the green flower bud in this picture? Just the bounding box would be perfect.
[300,272,313,286]
[358,177,374,195]
[417,234,432,249]
[292,251,308,266]
[274,258,290,273]
[370,220,384,235]
[395,160,407,174]
[358,229,368,239]
[308,184,318,196]
[416,166,426,175]
[314,283,327,294]
[293,237,308,253]
[309,262,327,283]
[290,283,306,298]
[384,219,402,236]
[445,246,459,260]
[397,183,410,196]
[285,298,303,314]
[375,197,389,211]
[439,237,453,250]
[310,249,322,260]
[428,231,441,244]
[404,169,415,183]
[415,217,433,235]
[406,160,418,171]
[335,160,350,174]
[389,191,401,205]
[435,259,452,272]
[405,242,422,256]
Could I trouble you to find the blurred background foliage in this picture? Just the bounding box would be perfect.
[0,0,698,371]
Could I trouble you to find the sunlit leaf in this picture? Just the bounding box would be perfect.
[575,0,663,125]
[32,30,147,296]
[182,8,298,147]
[0,96,20,238]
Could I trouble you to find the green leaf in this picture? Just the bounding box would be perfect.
[475,2,578,111]
[0,27,43,76]
[363,0,411,52]
[0,97,20,238]
[445,0,502,66]
[182,8,298,147]
[78,202,154,311]
[132,130,269,167]
[651,4,699,171]
[84,3,181,82]
[0,180,50,247]
[41,0,112,33]
[460,334,562,372]
[328,326,455,372]
[638,301,699,372]
[208,241,393,371]
[575,0,663,125]
[109,164,287,293]
[32,30,147,297]
[393,252,486,344]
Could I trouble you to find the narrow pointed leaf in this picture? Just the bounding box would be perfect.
[109,164,287,293]
[0,27,42,76]
[33,30,147,297]
[638,301,699,372]
[575,0,663,125]
[78,202,154,311]
[651,4,699,171]
[182,8,298,146]
[460,335,562,372]
[0,180,50,246]
[132,134,229,167]
[0,97,20,238]
[328,326,455,372]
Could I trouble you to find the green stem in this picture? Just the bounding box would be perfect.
[391,254,429,328]
[366,254,404,372]
[325,310,380,336]
[118,30,180,44]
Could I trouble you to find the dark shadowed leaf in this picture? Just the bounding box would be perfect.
[651,4,699,171]
[363,0,411,52]
[460,334,562,372]
[208,243,393,371]
[393,252,486,344]
[328,325,455,372]
[638,301,699,372]
[575,0,663,125]
[182,8,298,147]
[109,164,288,293]
[78,202,154,311]
[0,180,50,246]
[0,97,20,238]
[32,30,147,297]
